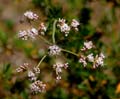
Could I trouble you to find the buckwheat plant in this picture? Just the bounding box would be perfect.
[16,11,105,94]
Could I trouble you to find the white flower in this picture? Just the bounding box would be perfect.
[71,19,80,31]
[100,53,105,59]
[57,18,71,36]
[53,62,69,81]
[81,41,93,51]
[33,67,40,74]
[93,53,105,68]
[87,53,94,62]
[84,41,93,49]
[38,22,47,35]
[28,71,37,81]
[16,63,29,72]
[18,28,38,40]
[18,30,28,40]
[79,55,87,67]
[27,28,38,39]
[30,80,46,94]
[48,45,61,56]
[60,23,70,36]
[24,11,38,20]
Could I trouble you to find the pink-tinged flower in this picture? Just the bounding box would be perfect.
[24,11,38,20]
[33,67,40,74]
[87,53,94,62]
[81,41,94,51]
[30,80,46,94]
[38,22,47,35]
[79,55,87,67]
[16,63,29,72]
[53,62,69,81]
[18,28,38,40]
[18,30,28,40]
[48,45,61,56]
[27,28,38,39]
[57,18,71,36]
[71,19,80,31]
[93,53,105,68]
[28,70,37,81]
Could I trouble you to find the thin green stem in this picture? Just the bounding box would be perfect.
[52,20,57,44]
[36,55,47,68]
[62,49,78,57]
[39,35,52,45]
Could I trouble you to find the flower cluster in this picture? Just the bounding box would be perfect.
[57,18,71,36]
[48,45,61,56]
[30,80,46,94]
[24,11,38,20]
[79,41,105,68]
[38,22,47,35]
[16,63,46,93]
[57,18,80,36]
[71,19,80,31]
[16,10,106,94]
[53,62,68,81]
[18,28,38,40]
[81,41,94,51]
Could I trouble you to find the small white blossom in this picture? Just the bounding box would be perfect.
[79,55,87,67]
[30,80,46,94]
[87,53,94,62]
[57,18,71,36]
[84,41,93,49]
[53,62,69,81]
[16,63,29,72]
[93,53,105,68]
[38,22,47,35]
[27,28,38,39]
[71,19,80,31]
[48,45,61,56]
[24,11,38,20]
[33,67,40,74]
[28,71,37,81]
[18,30,28,40]
[81,41,93,51]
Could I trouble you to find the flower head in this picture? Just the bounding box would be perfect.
[28,70,37,81]
[93,53,105,68]
[38,22,47,35]
[18,30,28,40]
[48,45,61,56]
[53,62,69,81]
[57,18,70,36]
[81,41,94,51]
[24,11,38,20]
[30,80,46,94]
[71,19,80,31]
[18,28,38,40]
[16,63,29,72]
[27,28,38,39]
[79,55,87,67]
[87,53,94,62]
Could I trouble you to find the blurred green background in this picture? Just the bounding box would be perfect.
[0,0,120,99]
